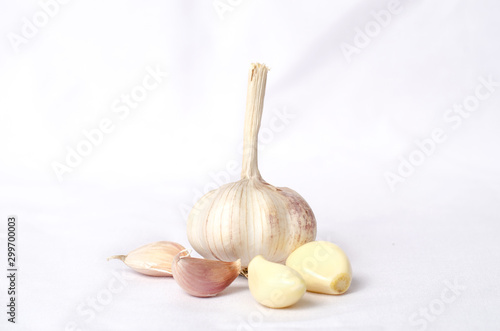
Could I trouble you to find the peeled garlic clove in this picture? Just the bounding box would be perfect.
[107,241,185,276]
[286,241,352,295]
[248,255,306,308]
[172,250,241,297]
[187,63,316,268]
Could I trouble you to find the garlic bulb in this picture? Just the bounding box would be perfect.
[107,241,185,276]
[172,250,241,297]
[187,63,316,267]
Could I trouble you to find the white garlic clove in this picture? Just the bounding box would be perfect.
[248,255,306,308]
[172,250,241,297]
[107,241,185,276]
[286,241,352,295]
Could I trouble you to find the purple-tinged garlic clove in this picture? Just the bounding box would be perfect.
[172,250,241,297]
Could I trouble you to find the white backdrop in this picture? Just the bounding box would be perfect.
[1,0,500,330]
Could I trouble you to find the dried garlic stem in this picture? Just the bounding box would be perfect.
[241,63,269,180]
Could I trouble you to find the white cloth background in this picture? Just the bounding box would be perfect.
[1,0,499,330]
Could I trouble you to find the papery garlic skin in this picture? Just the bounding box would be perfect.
[107,241,185,276]
[187,63,316,268]
[286,241,352,295]
[172,250,241,297]
[248,255,306,308]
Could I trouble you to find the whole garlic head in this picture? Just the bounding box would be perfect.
[187,64,316,267]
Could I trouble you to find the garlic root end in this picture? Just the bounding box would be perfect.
[330,273,351,294]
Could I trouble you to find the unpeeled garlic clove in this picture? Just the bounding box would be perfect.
[286,241,352,294]
[107,241,185,276]
[248,255,306,308]
[172,250,241,297]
